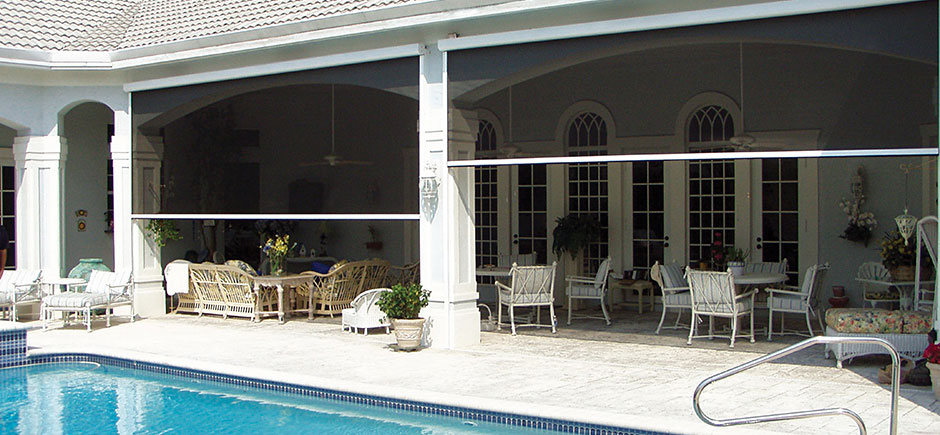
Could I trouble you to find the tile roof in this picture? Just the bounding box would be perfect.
[0,0,431,51]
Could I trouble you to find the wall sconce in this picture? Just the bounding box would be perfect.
[420,162,440,222]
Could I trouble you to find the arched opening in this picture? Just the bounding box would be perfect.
[62,102,116,272]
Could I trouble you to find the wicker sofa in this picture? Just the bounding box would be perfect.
[300,259,390,317]
[824,307,931,367]
[185,263,278,321]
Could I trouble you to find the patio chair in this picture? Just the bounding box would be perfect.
[858,262,896,308]
[0,269,42,321]
[766,262,829,341]
[304,260,368,317]
[744,259,788,274]
[41,270,134,332]
[686,269,756,348]
[386,261,419,287]
[341,288,391,335]
[650,261,691,334]
[496,262,557,335]
[565,257,611,325]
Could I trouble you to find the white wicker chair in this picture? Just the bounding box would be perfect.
[650,261,691,334]
[341,288,391,335]
[566,257,611,325]
[0,270,42,321]
[766,263,829,341]
[686,269,756,348]
[744,259,788,274]
[41,270,134,332]
[497,262,557,335]
[858,262,896,308]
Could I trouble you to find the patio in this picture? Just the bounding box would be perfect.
[26,313,940,434]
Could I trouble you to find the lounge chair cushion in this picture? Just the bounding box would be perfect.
[824,308,931,334]
[224,260,258,276]
[768,292,807,311]
[43,292,110,308]
[567,283,604,297]
[662,290,691,306]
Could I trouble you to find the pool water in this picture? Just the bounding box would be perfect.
[0,363,548,434]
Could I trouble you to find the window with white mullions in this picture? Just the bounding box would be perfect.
[516,164,547,264]
[761,158,799,285]
[632,161,665,278]
[475,120,499,272]
[567,112,608,272]
[688,105,735,267]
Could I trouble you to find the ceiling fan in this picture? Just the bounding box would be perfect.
[728,43,781,151]
[301,84,373,167]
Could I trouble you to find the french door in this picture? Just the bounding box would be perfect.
[511,164,548,264]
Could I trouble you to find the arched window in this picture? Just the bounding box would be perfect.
[687,105,735,265]
[688,105,734,143]
[566,112,608,272]
[474,119,498,268]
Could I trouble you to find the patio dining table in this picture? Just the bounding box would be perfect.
[734,272,788,287]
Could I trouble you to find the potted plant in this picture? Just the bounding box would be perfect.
[365,225,383,251]
[880,231,916,281]
[146,219,182,247]
[376,283,430,351]
[726,247,750,276]
[551,214,602,275]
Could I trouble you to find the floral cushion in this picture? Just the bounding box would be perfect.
[224,260,258,276]
[825,308,931,334]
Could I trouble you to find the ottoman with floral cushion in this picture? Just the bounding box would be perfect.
[824,308,931,367]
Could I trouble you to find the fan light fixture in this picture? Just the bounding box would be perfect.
[729,43,756,148]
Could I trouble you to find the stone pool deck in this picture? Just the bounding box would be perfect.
[23,315,940,434]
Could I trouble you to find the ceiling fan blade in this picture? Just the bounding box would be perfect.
[335,160,374,166]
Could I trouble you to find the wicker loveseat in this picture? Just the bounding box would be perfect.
[824,307,931,367]
[186,263,277,321]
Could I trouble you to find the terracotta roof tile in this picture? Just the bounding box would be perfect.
[0,0,431,52]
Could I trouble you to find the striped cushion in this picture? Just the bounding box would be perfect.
[43,292,109,308]
[769,294,806,311]
[567,283,604,297]
[498,287,552,305]
[663,291,690,306]
[693,298,752,314]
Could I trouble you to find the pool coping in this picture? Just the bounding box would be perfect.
[24,347,771,435]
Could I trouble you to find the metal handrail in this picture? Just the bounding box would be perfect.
[693,336,900,435]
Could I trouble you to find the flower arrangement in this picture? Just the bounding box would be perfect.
[709,231,748,269]
[880,231,915,270]
[261,234,295,276]
[839,198,877,245]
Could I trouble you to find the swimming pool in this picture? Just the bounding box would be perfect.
[2,354,669,435]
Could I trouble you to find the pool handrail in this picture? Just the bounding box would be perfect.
[693,335,900,435]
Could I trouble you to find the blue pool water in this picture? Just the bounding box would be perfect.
[0,363,551,434]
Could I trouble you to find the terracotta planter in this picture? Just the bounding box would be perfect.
[928,362,940,400]
[832,286,845,297]
[390,318,426,351]
[828,296,849,308]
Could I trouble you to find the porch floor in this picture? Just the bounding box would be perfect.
[24,308,940,435]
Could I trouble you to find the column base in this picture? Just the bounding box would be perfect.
[134,278,167,318]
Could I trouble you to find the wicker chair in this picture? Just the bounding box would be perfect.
[304,260,369,317]
[686,269,757,348]
[361,259,390,292]
[386,261,420,287]
[186,263,277,321]
[0,269,42,321]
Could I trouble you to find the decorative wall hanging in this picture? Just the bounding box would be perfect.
[420,161,440,222]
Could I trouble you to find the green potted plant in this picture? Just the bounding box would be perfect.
[726,246,750,276]
[376,283,430,351]
[146,219,182,247]
[551,214,602,275]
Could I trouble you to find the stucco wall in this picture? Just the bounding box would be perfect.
[63,102,115,272]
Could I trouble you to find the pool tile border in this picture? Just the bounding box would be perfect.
[24,352,674,435]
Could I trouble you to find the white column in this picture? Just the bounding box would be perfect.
[131,135,165,317]
[13,135,66,277]
[418,44,480,348]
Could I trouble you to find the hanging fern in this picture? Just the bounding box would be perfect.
[146,219,182,247]
[551,214,602,260]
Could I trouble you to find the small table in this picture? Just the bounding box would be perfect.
[253,274,315,323]
[734,272,788,286]
[42,277,86,295]
[856,278,931,310]
[609,279,655,313]
[476,266,512,278]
